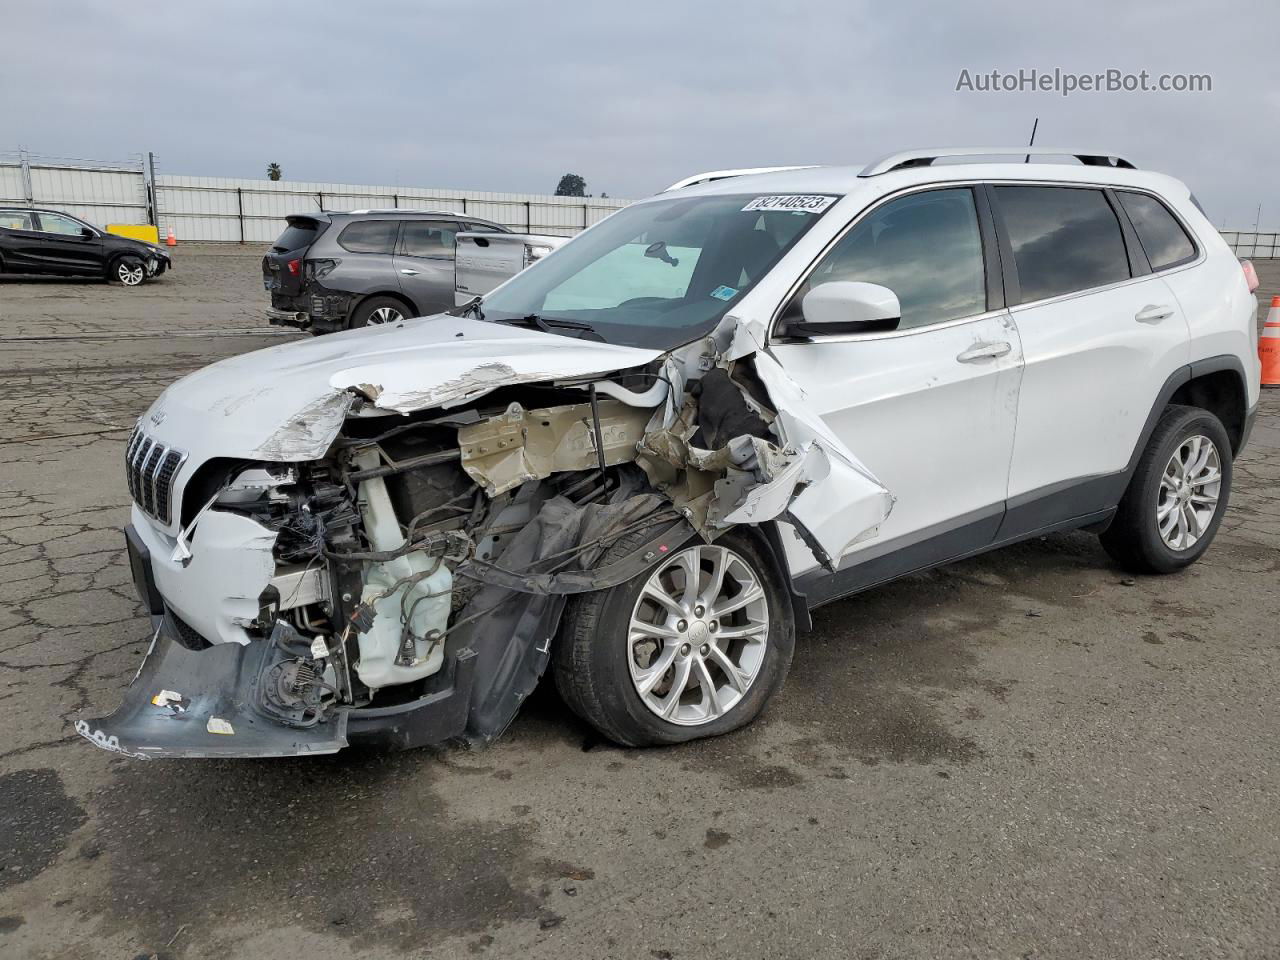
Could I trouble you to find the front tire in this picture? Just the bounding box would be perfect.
[110,256,146,286]
[553,529,794,747]
[1100,404,1232,574]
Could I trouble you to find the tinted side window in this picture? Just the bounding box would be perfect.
[400,220,460,258]
[995,186,1130,303]
[336,220,398,254]
[467,222,505,233]
[801,188,987,330]
[37,213,88,236]
[1117,191,1196,270]
[0,211,36,230]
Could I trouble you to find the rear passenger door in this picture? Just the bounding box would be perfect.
[990,184,1191,536]
[394,219,463,315]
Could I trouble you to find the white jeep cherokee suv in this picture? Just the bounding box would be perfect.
[80,147,1261,760]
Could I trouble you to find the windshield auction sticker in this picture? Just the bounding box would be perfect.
[741,195,837,214]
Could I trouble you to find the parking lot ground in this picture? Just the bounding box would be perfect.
[1,250,1278,960]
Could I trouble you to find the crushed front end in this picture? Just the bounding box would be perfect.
[78,315,892,759]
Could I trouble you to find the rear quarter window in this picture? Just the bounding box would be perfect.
[272,220,323,253]
[995,186,1131,304]
[1117,191,1197,270]
[336,220,398,255]
[0,211,35,230]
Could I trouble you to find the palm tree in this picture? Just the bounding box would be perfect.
[267,163,282,181]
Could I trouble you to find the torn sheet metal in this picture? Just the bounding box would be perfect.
[458,398,654,496]
[75,625,348,759]
[636,314,893,566]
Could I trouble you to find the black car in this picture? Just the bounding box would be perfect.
[0,207,172,286]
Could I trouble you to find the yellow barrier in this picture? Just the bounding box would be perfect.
[106,224,160,245]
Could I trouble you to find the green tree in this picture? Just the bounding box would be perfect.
[267,163,283,181]
[554,173,586,197]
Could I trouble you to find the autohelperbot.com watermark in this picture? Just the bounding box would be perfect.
[956,68,1212,97]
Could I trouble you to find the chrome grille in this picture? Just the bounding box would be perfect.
[125,424,187,524]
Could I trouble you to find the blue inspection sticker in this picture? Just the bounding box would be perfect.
[710,285,738,301]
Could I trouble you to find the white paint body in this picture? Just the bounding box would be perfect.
[131,153,1259,641]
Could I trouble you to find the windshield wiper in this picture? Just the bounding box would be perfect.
[496,314,599,337]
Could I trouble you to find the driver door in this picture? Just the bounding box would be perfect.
[31,212,105,275]
[768,186,1023,595]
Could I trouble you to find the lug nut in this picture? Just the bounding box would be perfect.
[677,619,688,632]
[680,643,692,656]
[709,620,718,632]
[699,643,710,656]
[694,605,705,617]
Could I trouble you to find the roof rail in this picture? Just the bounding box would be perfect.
[664,165,819,192]
[346,207,464,215]
[858,147,1137,177]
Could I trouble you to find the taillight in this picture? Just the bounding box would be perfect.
[287,258,301,276]
[1241,258,1260,293]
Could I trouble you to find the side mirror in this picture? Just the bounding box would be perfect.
[790,281,901,336]
[79,227,94,239]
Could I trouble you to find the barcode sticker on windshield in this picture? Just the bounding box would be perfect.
[742,195,836,214]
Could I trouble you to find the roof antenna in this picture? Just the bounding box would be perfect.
[1025,118,1039,163]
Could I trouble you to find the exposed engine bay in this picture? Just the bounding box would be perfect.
[77,314,892,759]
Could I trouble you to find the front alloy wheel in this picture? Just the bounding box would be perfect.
[628,544,769,725]
[554,528,794,747]
[115,258,145,286]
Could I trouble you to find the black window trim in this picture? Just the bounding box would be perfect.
[396,218,465,261]
[1111,188,1201,273]
[770,182,1001,342]
[986,180,1205,311]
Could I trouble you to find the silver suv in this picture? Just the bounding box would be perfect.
[263,209,508,333]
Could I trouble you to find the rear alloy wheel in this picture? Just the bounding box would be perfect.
[349,296,407,329]
[113,256,146,286]
[554,528,794,746]
[1100,404,1233,574]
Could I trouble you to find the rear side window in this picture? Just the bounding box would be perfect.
[1117,191,1196,270]
[272,219,322,253]
[0,210,35,230]
[336,220,398,254]
[995,186,1130,304]
[400,220,460,258]
[799,187,987,330]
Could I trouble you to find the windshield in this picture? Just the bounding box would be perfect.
[475,192,839,349]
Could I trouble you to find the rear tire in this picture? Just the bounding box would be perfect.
[349,296,409,329]
[553,528,794,747]
[1100,404,1232,574]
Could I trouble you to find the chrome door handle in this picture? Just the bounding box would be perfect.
[956,341,1012,363]
[399,268,419,276]
[1135,304,1174,324]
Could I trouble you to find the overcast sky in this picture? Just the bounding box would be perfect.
[6,1,1278,228]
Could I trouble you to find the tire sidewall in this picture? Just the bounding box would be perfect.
[1131,409,1232,572]
[586,530,795,745]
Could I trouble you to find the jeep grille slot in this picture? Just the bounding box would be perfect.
[125,424,187,525]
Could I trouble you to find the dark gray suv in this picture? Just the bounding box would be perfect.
[263,209,508,334]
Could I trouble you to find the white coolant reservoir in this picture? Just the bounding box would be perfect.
[352,451,451,690]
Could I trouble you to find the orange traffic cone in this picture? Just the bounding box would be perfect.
[1261,296,1280,388]
[165,227,177,247]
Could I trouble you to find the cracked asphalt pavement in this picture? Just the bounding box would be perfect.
[1,246,1278,960]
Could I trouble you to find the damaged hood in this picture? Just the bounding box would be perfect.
[141,315,663,463]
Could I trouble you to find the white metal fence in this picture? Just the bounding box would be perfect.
[3,150,1277,255]
[155,175,630,243]
[0,151,150,227]
[1222,232,1280,260]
